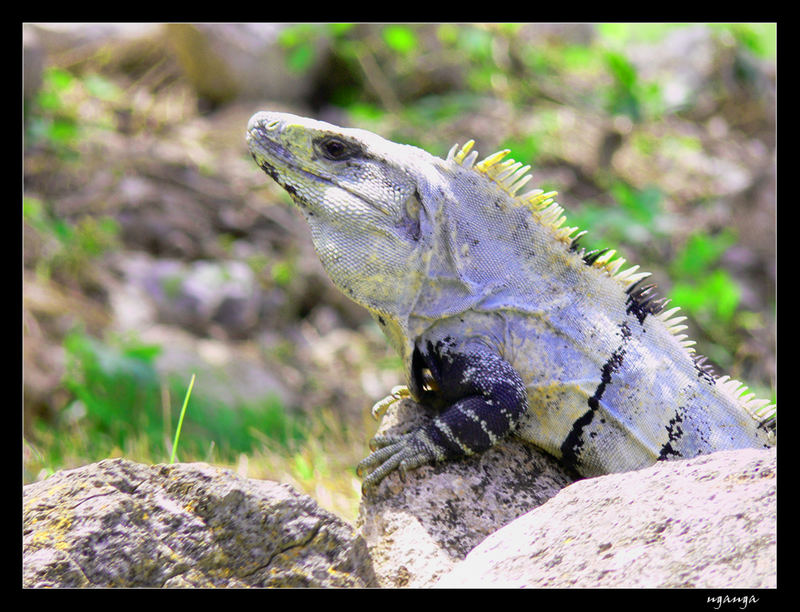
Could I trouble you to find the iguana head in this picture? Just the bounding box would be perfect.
[247,111,440,352]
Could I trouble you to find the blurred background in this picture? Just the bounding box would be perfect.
[23,23,776,521]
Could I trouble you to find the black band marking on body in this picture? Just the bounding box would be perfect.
[560,322,631,470]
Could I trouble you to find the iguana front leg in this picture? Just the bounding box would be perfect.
[357,340,529,491]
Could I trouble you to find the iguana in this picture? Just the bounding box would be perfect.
[246,110,776,491]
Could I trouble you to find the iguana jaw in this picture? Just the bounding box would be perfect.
[247,111,431,357]
[246,111,425,221]
[247,112,350,213]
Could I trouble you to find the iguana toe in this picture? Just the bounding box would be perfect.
[370,385,412,420]
[357,431,437,492]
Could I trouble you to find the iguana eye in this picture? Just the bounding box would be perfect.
[315,137,360,161]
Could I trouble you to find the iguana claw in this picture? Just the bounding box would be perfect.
[370,385,412,420]
[357,431,438,492]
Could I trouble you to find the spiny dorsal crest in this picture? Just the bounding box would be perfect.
[446,139,650,289]
[445,139,776,430]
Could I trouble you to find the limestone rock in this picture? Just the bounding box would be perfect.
[22,433,776,588]
[23,458,375,588]
[436,447,776,588]
[356,399,577,587]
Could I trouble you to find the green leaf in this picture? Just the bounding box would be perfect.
[715,23,777,59]
[270,260,294,286]
[347,102,386,123]
[48,118,79,143]
[670,230,737,278]
[561,45,596,70]
[455,27,493,61]
[327,23,354,37]
[610,182,662,226]
[598,23,687,46]
[277,23,315,47]
[597,23,630,44]
[705,269,741,322]
[45,67,75,92]
[501,135,540,167]
[120,338,162,362]
[286,42,316,73]
[604,50,638,89]
[671,269,740,324]
[382,25,417,55]
[23,197,44,225]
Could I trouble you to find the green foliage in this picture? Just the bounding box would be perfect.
[270,259,296,287]
[711,23,777,59]
[29,68,79,149]
[83,73,123,101]
[610,182,663,226]
[52,330,308,468]
[602,50,667,121]
[382,25,417,55]
[24,196,120,281]
[598,23,689,46]
[61,331,164,454]
[244,395,308,451]
[278,23,359,74]
[597,23,776,60]
[602,50,641,120]
[26,67,120,155]
[501,135,541,171]
[671,269,741,325]
[270,23,774,136]
[401,93,483,127]
[669,230,741,324]
[568,182,667,249]
[560,44,598,71]
[293,453,315,481]
[285,39,316,74]
[670,230,738,278]
[665,229,757,372]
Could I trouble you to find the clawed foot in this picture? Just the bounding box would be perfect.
[370,385,412,420]
[357,430,440,493]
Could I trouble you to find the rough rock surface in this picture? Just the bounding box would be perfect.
[435,447,777,588]
[23,458,375,588]
[22,438,776,588]
[356,399,577,587]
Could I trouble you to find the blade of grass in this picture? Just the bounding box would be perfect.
[170,374,196,464]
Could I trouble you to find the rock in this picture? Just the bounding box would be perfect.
[26,23,161,57]
[23,445,776,588]
[435,447,776,588]
[106,252,296,412]
[23,458,375,588]
[164,24,327,107]
[115,254,264,339]
[355,399,577,587]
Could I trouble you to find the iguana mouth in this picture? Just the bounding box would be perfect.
[247,113,395,216]
[247,118,334,209]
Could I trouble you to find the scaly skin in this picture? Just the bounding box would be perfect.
[246,111,776,492]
